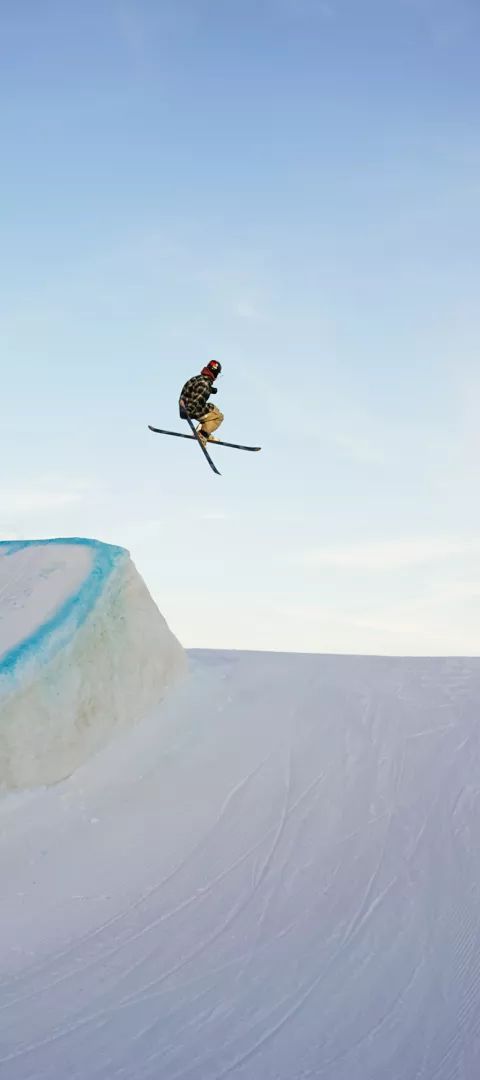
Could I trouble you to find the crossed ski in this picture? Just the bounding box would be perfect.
[148,417,261,475]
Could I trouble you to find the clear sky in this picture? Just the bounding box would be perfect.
[2,0,479,655]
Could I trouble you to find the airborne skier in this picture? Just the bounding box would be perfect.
[179,360,223,446]
[149,358,260,474]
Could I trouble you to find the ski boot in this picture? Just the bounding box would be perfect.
[196,428,218,447]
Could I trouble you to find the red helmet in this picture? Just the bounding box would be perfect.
[202,360,222,380]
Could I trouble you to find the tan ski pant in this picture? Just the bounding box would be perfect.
[198,406,224,436]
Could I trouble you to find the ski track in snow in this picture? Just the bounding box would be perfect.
[1,651,480,1078]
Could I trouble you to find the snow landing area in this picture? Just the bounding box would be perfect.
[1,649,480,1079]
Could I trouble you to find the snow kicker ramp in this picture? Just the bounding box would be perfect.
[0,538,185,788]
[1,632,480,1074]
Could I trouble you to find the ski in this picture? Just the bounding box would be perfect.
[177,404,221,474]
[148,426,261,453]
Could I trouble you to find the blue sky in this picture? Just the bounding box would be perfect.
[2,0,479,653]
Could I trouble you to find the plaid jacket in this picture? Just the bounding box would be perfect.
[179,375,217,420]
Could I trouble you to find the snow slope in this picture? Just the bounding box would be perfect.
[0,539,185,788]
[1,643,480,1079]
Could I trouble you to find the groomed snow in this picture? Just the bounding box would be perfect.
[1,648,480,1079]
[0,539,185,788]
[0,541,94,659]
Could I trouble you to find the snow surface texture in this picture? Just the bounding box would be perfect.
[0,539,185,789]
[1,647,480,1079]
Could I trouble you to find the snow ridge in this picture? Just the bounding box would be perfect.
[0,538,185,789]
[0,538,126,686]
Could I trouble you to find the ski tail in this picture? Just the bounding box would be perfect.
[179,400,221,475]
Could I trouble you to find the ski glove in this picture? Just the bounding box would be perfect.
[210,386,218,394]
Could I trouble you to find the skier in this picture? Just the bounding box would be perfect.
[179,360,223,445]
[149,359,260,469]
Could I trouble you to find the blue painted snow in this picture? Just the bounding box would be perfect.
[0,538,127,687]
